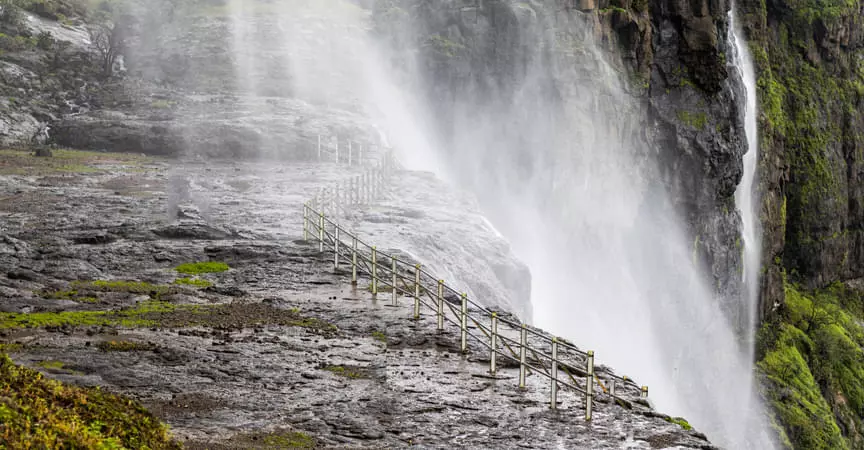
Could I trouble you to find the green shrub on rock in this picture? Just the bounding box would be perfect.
[0,354,180,448]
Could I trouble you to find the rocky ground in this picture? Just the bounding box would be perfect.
[0,150,714,449]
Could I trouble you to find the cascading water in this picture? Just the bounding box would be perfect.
[223,0,775,447]
[370,4,776,449]
[730,5,763,360]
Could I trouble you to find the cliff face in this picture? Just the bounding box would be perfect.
[737,0,864,448]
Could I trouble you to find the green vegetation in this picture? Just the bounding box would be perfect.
[97,340,155,352]
[371,330,387,343]
[676,110,708,130]
[0,343,23,353]
[750,12,862,279]
[175,261,230,275]
[0,354,179,449]
[0,148,152,176]
[36,360,65,370]
[149,99,175,109]
[323,365,366,379]
[757,283,864,449]
[36,289,99,303]
[0,301,177,329]
[424,34,465,58]
[261,431,315,449]
[211,429,316,449]
[665,416,692,430]
[173,277,213,288]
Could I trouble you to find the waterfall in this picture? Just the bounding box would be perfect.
[374,6,777,449]
[224,1,775,447]
[730,5,763,360]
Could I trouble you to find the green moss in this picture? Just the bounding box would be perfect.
[323,365,365,379]
[0,301,176,329]
[0,343,22,354]
[758,282,864,449]
[665,416,693,430]
[172,277,213,288]
[36,360,65,370]
[262,431,315,448]
[82,280,171,295]
[0,354,179,448]
[371,330,387,343]
[175,261,230,275]
[97,340,156,352]
[36,289,99,303]
[676,110,707,129]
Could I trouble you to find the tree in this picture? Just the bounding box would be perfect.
[88,17,125,78]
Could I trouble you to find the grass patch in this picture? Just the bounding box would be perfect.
[0,354,180,449]
[322,365,366,379]
[0,301,177,329]
[262,431,315,448]
[0,343,22,353]
[175,262,230,275]
[36,360,65,370]
[36,289,99,303]
[97,340,156,352]
[371,330,387,343]
[0,148,152,176]
[173,277,213,288]
[82,280,171,295]
[0,300,336,336]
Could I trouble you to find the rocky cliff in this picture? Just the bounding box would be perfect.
[737,0,864,448]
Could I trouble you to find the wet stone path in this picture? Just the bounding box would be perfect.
[0,152,714,449]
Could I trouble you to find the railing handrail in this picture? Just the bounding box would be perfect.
[299,143,649,419]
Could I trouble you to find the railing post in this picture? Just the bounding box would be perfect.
[460,293,468,353]
[334,226,340,269]
[391,256,398,306]
[358,142,363,166]
[303,203,309,241]
[641,386,649,399]
[348,140,353,166]
[586,350,594,421]
[490,313,498,375]
[551,338,558,410]
[413,264,421,319]
[372,246,378,296]
[519,324,527,389]
[437,280,444,331]
[318,213,324,253]
[351,237,358,285]
[335,139,340,163]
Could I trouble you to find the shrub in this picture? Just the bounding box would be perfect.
[0,354,181,448]
[36,29,53,49]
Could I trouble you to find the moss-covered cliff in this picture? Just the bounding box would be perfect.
[737,0,864,447]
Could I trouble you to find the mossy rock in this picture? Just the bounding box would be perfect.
[0,354,180,448]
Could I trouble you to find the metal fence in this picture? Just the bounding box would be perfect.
[301,150,649,420]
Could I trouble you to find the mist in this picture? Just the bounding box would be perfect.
[218,0,771,447]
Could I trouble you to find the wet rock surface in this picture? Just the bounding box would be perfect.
[0,155,713,448]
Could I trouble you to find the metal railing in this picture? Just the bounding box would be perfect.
[301,151,650,420]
